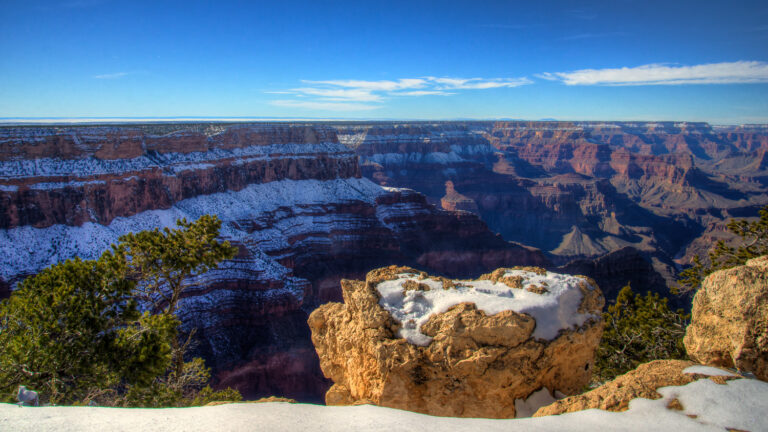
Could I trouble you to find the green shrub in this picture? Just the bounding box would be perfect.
[594,283,689,383]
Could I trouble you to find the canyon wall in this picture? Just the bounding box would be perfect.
[0,123,545,402]
[336,121,768,301]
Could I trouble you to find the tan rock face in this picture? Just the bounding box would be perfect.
[533,359,742,417]
[534,359,693,416]
[684,256,768,381]
[308,265,604,418]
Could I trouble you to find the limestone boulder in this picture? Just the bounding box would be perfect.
[533,360,742,417]
[684,256,768,381]
[308,265,604,418]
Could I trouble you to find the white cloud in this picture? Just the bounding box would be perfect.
[268,75,530,111]
[270,100,379,111]
[301,78,427,92]
[290,87,382,102]
[429,77,532,89]
[541,61,768,85]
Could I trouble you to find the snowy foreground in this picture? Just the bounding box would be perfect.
[2,376,767,432]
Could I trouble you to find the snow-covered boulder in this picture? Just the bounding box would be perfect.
[307,265,604,418]
[684,256,768,381]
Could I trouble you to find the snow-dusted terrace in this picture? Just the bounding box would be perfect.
[0,142,353,179]
[0,177,390,284]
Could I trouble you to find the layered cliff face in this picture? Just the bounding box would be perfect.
[0,125,357,229]
[336,121,768,299]
[0,123,546,402]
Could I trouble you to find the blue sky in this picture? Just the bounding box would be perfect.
[1,0,767,123]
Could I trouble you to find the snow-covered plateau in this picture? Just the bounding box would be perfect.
[2,373,766,432]
[0,177,389,285]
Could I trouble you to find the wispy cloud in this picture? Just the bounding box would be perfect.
[539,61,768,85]
[428,77,532,89]
[270,100,379,111]
[269,76,531,110]
[393,90,454,96]
[93,72,134,79]
[290,87,383,102]
[301,78,428,92]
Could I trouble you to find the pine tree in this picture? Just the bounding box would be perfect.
[0,215,240,406]
[594,284,689,383]
[111,214,237,392]
[0,256,172,404]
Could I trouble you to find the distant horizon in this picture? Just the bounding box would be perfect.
[2,0,767,123]
[0,117,765,127]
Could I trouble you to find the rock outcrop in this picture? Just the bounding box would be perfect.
[308,265,604,418]
[533,360,741,417]
[440,181,479,213]
[684,256,768,381]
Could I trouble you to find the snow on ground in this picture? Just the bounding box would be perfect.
[376,269,597,345]
[2,376,766,432]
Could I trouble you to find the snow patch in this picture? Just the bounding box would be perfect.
[29,180,106,190]
[682,365,740,377]
[376,269,597,345]
[654,377,768,431]
[167,163,215,173]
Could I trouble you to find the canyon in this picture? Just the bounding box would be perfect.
[0,123,543,402]
[1,120,766,402]
[338,121,768,302]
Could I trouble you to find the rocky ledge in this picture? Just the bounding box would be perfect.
[308,265,604,418]
[533,360,741,416]
[684,256,768,381]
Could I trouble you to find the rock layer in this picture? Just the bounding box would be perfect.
[684,256,768,381]
[308,265,604,418]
